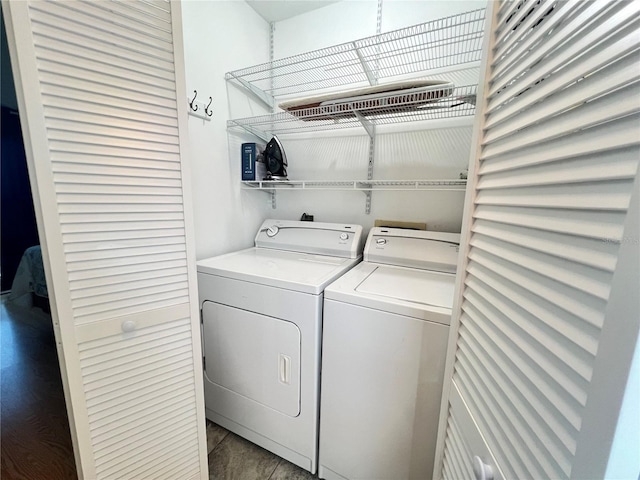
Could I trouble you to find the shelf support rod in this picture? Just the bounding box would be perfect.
[368,125,376,215]
[353,44,378,86]
[353,0,383,88]
[353,111,375,215]
[353,110,375,139]
[227,73,275,111]
[271,190,276,209]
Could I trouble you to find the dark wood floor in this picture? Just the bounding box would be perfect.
[0,297,318,480]
[1,298,77,480]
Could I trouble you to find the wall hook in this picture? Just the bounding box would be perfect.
[189,90,198,111]
[205,97,213,117]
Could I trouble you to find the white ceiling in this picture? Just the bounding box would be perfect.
[245,0,340,23]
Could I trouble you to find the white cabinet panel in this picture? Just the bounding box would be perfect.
[3,0,208,477]
[437,1,640,479]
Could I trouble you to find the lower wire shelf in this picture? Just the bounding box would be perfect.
[242,179,467,191]
[242,179,466,212]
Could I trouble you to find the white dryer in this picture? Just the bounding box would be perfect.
[318,227,461,480]
[197,219,363,474]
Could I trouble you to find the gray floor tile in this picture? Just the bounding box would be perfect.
[207,421,230,454]
[268,459,317,480]
[209,432,280,480]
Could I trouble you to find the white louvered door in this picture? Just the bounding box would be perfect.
[3,1,208,478]
[436,1,640,479]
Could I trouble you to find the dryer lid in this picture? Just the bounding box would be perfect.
[197,247,360,294]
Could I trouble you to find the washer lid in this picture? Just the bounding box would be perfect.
[324,262,455,324]
[197,247,360,294]
[355,265,456,308]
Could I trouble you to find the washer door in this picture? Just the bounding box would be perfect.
[202,301,301,416]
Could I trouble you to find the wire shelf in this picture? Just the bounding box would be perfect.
[225,8,486,100]
[241,179,467,191]
[228,85,477,137]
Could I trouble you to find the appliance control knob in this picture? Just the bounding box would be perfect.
[376,238,387,245]
[266,226,279,237]
[121,320,136,333]
[340,233,349,241]
[473,456,494,480]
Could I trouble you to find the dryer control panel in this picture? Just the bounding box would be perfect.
[255,219,364,259]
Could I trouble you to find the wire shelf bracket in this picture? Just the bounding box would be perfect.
[227,72,275,110]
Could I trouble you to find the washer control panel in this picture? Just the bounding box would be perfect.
[365,227,461,272]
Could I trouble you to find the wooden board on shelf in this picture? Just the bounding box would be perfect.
[279,80,455,121]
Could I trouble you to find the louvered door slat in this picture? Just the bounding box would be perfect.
[470,233,611,299]
[465,263,600,358]
[473,205,627,239]
[118,0,172,22]
[492,0,562,65]
[471,220,618,271]
[4,0,207,477]
[459,323,575,472]
[93,408,195,464]
[31,21,175,76]
[493,1,599,81]
[46,110,179,137]
[86,0,173,31]
[483,83,640,159]
[439,1,640,478]
[478,148,640,188]
[486,56,640,144]
[479,115,640,174]
[494,0,525,34]
[489,2,633,100]
[459,309,579,454]
[46,118,179,145]
[454,348,536,478]
[462,289,589,410]
[37,55,176,96]
[71,273,189,300]
[31,1,174,51]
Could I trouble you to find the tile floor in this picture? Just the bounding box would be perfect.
[206,421,318,480]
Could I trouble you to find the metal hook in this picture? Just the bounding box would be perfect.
[205,97,213,117]
[189,90,198,111]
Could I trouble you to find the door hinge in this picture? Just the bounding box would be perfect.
[202,356,206,371]
[200,308,203,324]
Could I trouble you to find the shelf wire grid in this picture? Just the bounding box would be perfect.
[241,179,467,191]
[227,85,477,136]
[225,8,486,98]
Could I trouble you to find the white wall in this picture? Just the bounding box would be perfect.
[182,0,272,259]
[268,0,486,233]
[381,0,488,32]
[183,0,488,255]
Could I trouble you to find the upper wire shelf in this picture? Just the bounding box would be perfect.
[225,8,486,102]
[227,85,477,139]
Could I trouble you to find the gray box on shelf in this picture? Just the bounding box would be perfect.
[241,142,266,181]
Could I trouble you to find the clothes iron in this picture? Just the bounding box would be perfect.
[263,136,288,180]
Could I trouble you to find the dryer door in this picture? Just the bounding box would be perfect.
[202,301,301,416]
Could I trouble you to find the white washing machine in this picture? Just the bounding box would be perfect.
[197,219,363,474]
[318,227,461,480]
